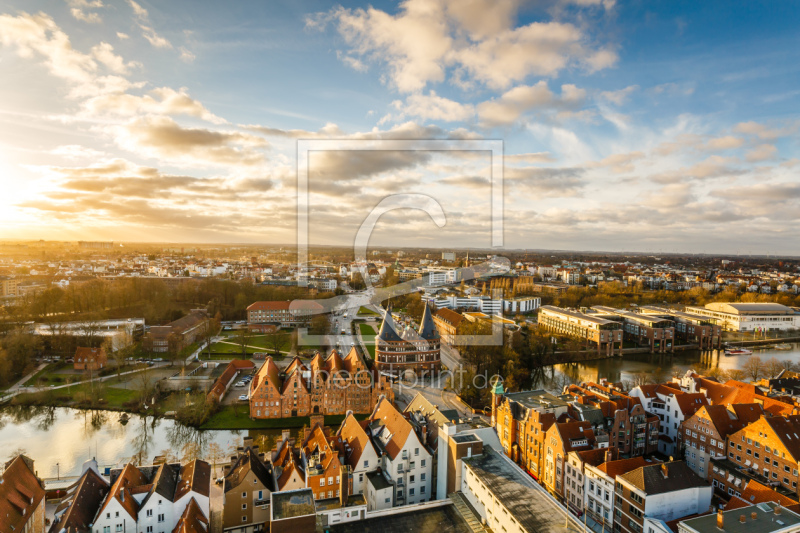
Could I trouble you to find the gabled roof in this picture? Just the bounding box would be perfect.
[224,447,276,494]
[49,467,109,533]
[74,346,105,362]
[252,357,282,394]
[336,413,376,470]
[764,415,800,462]
[99,463,148,521]
[418,303,439,340]
[693,405,745,438]
[725,479,800,513]
[368,397,414,461]
[173,460,211,501]
[0,456,45,533]
[377,304,403,342]
[172,497,209,533]
[729,403,764,424]
[403,392,458,428]
[302,424,340,473]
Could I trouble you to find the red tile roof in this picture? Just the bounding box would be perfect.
[597,457,650,479]
[0,456,45,533]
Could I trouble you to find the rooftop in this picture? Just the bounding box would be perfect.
[325,503,473,533]
[271,488,316,521]
[504,389,570,411]
[680,502,800,533]
[463,446,570,533]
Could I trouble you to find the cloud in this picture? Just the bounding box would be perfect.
[599,85,638,105]
[477,81,585,126]
[179,47,195,63]
[114,116,269,166]
[116,32,129,39]
[242,120,481,141]
[505,166,585,197]
[311,0,616,92]
[126,0,148,18]
[308,150,430,185]
[50,144,106,159]
[504,152,556,164]
[139,25,172,48]
[83,87,226,123]
[734,121,797,141]
[67,0,104,23]
[392,91,475,122]
[702,135,743,151]
[439,175,490,188]
[586,151,644,174]
[650,155,743,184]
[745,143,778,162]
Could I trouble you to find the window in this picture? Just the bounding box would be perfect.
[410,488,415,496]
[421,459,426,467]
[103,528,110,533]
[421,486,426,494]
[146,509,153,517]
[157,514,165,523]
[146,528,153,533]
[320,478,326,486]
[242,504,247,510]
[415,448,419,456]
[421,473,426,481]
[116,526,122,533]
[242,492,247,498]
[364,460,369,468]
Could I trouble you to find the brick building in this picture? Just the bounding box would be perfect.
[143,309,209,353]
[246,300,324,331]
[538,306,624,356]
[681,405,752,479]
[73,346,107,371]
[374,304,441,374]
[248,349,393,419]
[432,307,463,345]
[543,420,596,500]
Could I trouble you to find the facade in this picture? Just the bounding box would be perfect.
[222,445,275,533]
[0,276,18,297]
[73,346,107,371]
[94,460,211,533]
[366,398,434,506]
[248,349,392,419]
[538,306,624,356]
[543,420,596,500]
[336,414,380,497]
[564,448,611,517]
[629,384,709,457]
[616,461,712,533]
[584,456,649,532]
[432,307,463,345]
[374,304,441,374]
[143,310,209,353]
[246,300,324,330]
[301,422,348,502]
[639,307,722,350]
[591,306,676,353]
[684,303,800,332]
[681,405,746,479]
[0,455,46,533]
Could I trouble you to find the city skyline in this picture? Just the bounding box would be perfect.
[1,1,799,253]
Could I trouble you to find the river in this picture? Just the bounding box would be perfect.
[0,407,296,483]
[3,344,799,482]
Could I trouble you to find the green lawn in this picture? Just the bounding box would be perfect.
[200,405,367,430]
[359,323,377,359]
[357,306,379,316]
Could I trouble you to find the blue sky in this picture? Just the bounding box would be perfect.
[0,0,798,253]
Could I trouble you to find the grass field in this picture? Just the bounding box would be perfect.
[359,323,377,358]
[357,306,379,316]
[200,405,367,430]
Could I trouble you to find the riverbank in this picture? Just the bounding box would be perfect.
[199,405,368,430]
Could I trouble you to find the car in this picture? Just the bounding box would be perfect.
[235,382,246,387]
[215,477,224,485]
[238,395,248,401]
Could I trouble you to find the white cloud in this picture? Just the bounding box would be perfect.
[67,0,104,23]
[477,82,585,126]
[83,87,226,123]
[312,0,616,92]
[179,47,196,63]
[116,32,129,39]
[393,91,475,122]
[127,0,148,18]
[139,24,172,48]
[745,143,778,162]
[600,84,638,105]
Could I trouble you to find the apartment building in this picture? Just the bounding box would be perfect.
[681,405,747,479]
[543,421,596,500]
[564,448,612,517]
[366,398,434,506]
[684,303,800,332]
[0,275,18,297]
[0,455,45,533]
[246,300,324,330]
[491,385,569,477]
[73,346,107,371]
[538,306,624,356]
[432,307,463,345]
[630,384,709,457]
[616,461,712,533]
[374,304,441,373]
[678,502,800,533]
[94,460,211,533]
[248,349,393,419]
[222,445,276,533]
[564,381,660,457]
[301,422,349,502]
[591,306,676,353]
[639,307,722,350]
[584,456,649,532]
[143,309,209,353]
[723,415,800,496]
[336,413,380,497]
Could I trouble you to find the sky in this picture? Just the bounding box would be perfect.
[0,0,799,254]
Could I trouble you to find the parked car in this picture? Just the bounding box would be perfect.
[238,395,248,401]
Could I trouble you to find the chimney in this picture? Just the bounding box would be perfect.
[775,505,782,515]
[717,509,724,530]
[661,463,669,478]
[739,516,746,524]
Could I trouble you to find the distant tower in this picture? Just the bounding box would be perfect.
[465,251,470,267]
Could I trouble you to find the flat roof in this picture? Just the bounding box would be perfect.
[463,446,570,533]
[540,305,617,326]
[680,502,800,533]
[325,504,473,533]
[504,390,569,411]
[452,434,480,443]
[367,471,392,491]
[271,489,316,520]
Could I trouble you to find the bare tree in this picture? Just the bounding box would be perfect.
[234,328,250,359]
[743,355,764,382]
[726,368,746,381]
[207,442,225,476]
[764,357,784,379]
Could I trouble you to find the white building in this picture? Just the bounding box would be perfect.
[629,384,708,457]
[684,302,800,332]
[336,414,380,498]
[503,297,541,314]
[367,398,433,506]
